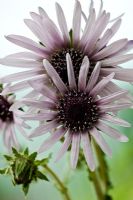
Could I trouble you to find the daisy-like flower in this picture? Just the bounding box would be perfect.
[18,55,131,170]
[0,85,30,150]
[0,0,133,98]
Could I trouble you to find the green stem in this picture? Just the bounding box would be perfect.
[44,165,71,200]
[94,142,111,193]
[89,141,112,200]
[89,170,104,200]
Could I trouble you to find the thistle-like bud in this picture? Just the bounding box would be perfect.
[0,148,49,195]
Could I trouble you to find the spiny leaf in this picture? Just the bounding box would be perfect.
[12,148,20,157]
[4,155,13,161]
[22,184,29,196]
[37,171,49,181]
[29,152,37,161]
[23,148,29,156]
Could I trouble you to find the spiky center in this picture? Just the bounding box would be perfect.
[0,95,13,122]
[50,48,85,84]
[57,90,100,132]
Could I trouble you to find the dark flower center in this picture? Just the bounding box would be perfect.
[57,90,100,132]
[50,48,85,84]
[0,95,13,122]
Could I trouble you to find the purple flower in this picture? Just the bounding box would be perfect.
[0,85,30,150]
[0,0,133,98]
[18,54,131,171]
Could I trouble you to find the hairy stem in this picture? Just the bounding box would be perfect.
[44,165,71,200]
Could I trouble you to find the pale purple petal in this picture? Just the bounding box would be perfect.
[29,79,57,101]
[29,120,57,138]
[5,35,49,57]
[101,114,131,127]
[1,81,30,95]
[30,12,42,24]
[10,124,19,148]
[96,120,129,142]
[21,99,55,110]
[42,17,63,47]
[43,59,68,93]
[78,56,90,91]
[81,133,95,171]
[97,90,128,104]
[38,7,49,18]
[55,131,72,162]
[5,51,44,60]
[102,54,133,66]
[73,1,81,45]
[71,133,81,169]
[81,9,96,49]
[101,68,133,82]
[0,69,44,83]
[0,57,43,68]
[85,12,110,54]
[20,112,56,121]
[24,19,55,50]
[39,128,66,152]
[55,3,69,42]
[99,103,131,112]
[66,53,77,90]
[92,39,128,60]
[85,62,101,92]
[90,127,112,157]
[94,19,122,53]
[90,73,115,96]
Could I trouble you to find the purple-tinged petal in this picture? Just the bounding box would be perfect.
[90,73,115,97]
[43,59,68,93]
[0,69,44,83]
[71,133,81,169]
[5,35,49,57]
[5,51,44,60]
[96,121,129,142]
[78,56,90,91]
[39,128,66,152]
[90,127,112,157]
[99,103,131,112]
[38,7,49,18]
[29,120,57,138]
[85,62,101,92]
[66,53,77,90]
[21,99,55,110]
[1,81,30,95]
[94,19,122,53]
[97,90,128,104]
[92,39,128,60]
[0,57,43,68]
[30,12,42,24]
[55,131,72,162]
[81,133,95,171]
[20,112,56,121]
[55,3,69,42]
[101,114,131,127]
[73,1,81,45]
[102,54,133,66]
[101,68,133,82]
[29,79,57,101]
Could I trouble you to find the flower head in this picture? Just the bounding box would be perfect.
[0,84,30,150]
[0,0,133,99]
[19,54,131,171]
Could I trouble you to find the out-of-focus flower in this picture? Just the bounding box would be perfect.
[17,55,131,171]
[0,84,30,150]
[0,0,133,99]
[0,148,49,195]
